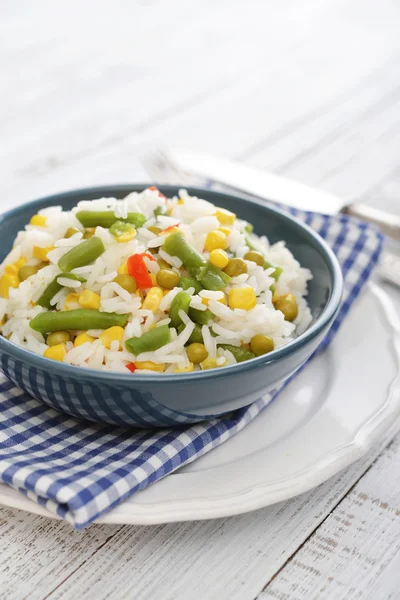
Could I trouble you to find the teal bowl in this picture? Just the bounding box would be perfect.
[0,185,342,427]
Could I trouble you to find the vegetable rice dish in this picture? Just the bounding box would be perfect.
[0,187,313,373]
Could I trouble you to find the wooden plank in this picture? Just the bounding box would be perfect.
[0,423,392,600]
[0,509,122,600]
[260,435,400,599]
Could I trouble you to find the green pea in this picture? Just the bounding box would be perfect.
[47,331,71,346]
[113,274,137,293]
[223,258,247,277]
[18,263,46,281]
[273,294,298,322]
[186,343,208,364]
[157,259,171,269]
[250,334,274,356]
[156,268,180,290]
[244,251,264,266]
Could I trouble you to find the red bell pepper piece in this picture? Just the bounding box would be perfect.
[162,223,179,234]
[148,185,167,201]
[127,254,153,289]
[126,362,136,373]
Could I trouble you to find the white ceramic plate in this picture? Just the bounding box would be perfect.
[1,282,399,525]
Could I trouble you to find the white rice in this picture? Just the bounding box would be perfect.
[0,187,313,373]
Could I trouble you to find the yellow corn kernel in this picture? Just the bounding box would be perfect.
[215,208,236,225]
[201,357,228,370]
[228,287,257,310]
[142,287,163,313]
[0,317,5,327]
[30,214,47,227]
[116,230,136,243]
[74,332,95,347]
[134,361,165,372]
[202,293,226,307]
[79,290,101,309]
[4,265,16,275]
[177,198,184,205]
[64,293,80,310]
[150,273,159,286]
[33,246,53,261]
[204,230,227,252]
[0,273,19,298]
[174,362,194,373]
[209,249,229,269]
[5,257,27,275]
[99,326,125,350]
[217,227,231,236]
[118,261,129,275]
[4,257,27,275]
[44,343,66,362]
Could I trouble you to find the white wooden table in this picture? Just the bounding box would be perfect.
[1,1,400,598]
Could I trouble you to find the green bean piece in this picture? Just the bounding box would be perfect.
[38,272,87,309]
[269,265,283,281]
[188,307,213,325]
[245,234,282,280]
[244,223,253,234]
[76,211,146,229]
[154,206,166,218]
[162,232,207,271]
[197,264,231,291]
[218,344,256,363]
[169,291,191,328]
[58,237,105,272]
[30,309,128,334]
[180,275,203,295]
[37,278,63,308]
[125,325,171,355]
[178,322,217,344]
[57,272,87,283]
[162,233,230,290]
[187,323,204,344]
[109,220,136,240]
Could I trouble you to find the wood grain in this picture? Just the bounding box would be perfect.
[260,437,400,600]
[1,0,400,598]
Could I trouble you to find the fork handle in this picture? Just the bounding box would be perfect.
[342,203,400,240]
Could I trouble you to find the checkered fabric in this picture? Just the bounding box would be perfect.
[0,209,383,528]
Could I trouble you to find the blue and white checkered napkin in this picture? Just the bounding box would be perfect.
[0,209,383,528]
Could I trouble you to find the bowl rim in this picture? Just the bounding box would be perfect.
[0,183,343,382]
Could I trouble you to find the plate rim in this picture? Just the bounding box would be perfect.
[0,282,399,526]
